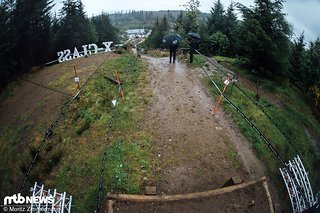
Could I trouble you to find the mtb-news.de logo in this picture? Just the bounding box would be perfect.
[3,193,54,206]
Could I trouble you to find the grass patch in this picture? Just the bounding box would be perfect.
[225,150,241,169]
[223,140,241,169]
[107,137,150,194]
[205,57,320,192]
[213,56,237,64]
[213,56,244,73]
[191,54,207,68]
[0,53,151,211]
[0,82,16,101]
[50,53,152,212]
[0,124,28,197]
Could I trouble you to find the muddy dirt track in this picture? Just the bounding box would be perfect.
[114,56,282,212]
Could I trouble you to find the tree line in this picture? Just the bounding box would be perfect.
[1,0,319,111]
[0,0,118,89]
[144,0,319,111]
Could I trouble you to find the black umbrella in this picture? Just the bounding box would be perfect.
[187,32,201,40]
[163,33,182,47]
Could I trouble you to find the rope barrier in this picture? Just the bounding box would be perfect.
[193,54,286,166]
[96,109,116,212]
[193,51,312,206]
[19,90,81,192]
[195,50,316,180]
[20,78,72,97]
[195,49,301,157]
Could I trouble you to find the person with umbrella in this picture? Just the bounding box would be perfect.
[169,40,178,63]
[187,32,201,64]
[163,33,181,63]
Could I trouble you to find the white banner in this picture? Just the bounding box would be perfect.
[57,41,113,63]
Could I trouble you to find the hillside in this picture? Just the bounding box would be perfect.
[0,52,152,211]
[1,0,319,211]
[109,10,210,30]
[0,46,319,211]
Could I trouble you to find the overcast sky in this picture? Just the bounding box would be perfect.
[53,0,320,41]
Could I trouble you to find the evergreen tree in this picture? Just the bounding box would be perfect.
[305,38,320,109]
[174,11,186,37]
[91,12,119,44]
[51,13,60,52]
[56,0,97,50]
[198,19,207,38]
[145,16,169,48]
[307,39,320,83]
[0,0,54,88]
[237,0,292,77]
[289,33,306,87]
[209,31,230,55]
[288,37,320,110]
[0,0,53,89]
[207,0,225,35]
[0,0,16,88]
[225,2,237,26]
[204,1,238,56]
[197,19,212,55]
[184,0,200,33]
[161,15,169,32]
[12,0,53,67]
[224,2,238,55]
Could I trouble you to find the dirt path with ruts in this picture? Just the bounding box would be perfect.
[113,55,282,212]
[143,56,266,193]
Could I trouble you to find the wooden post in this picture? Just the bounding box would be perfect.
[74,66,80,90]
[107,200,115,213]
[263,181,275,213]
[114,69,121,86]
[107,176,267,203]
[114,69,125,103]
[212,78,230,114]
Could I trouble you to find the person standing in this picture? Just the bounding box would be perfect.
[188,38,199,64]
[169,40,178,63]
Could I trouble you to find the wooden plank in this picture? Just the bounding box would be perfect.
[107,176,266,203]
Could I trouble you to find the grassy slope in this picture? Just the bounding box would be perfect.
[206,56,320,191]
[0,54,152,211]
[1,51,318,209]
[52,54,152,211]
